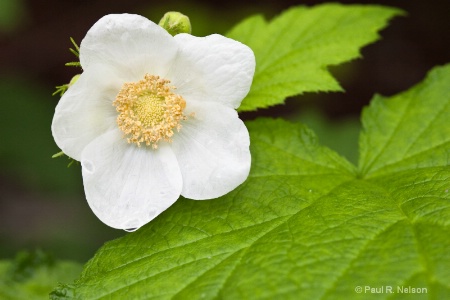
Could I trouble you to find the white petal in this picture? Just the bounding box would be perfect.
[80,14,178,81]
[81,129,182,230]
[51,64,122,160]
[172,101,251,199]
[169,34,255,109]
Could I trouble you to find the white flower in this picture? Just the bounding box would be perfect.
[51,14,255,231]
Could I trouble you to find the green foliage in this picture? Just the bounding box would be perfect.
[358,65,450,177]
[53,38,81,96]
[0,250,81,300]
[227,4,404,112]
[52,84,69,97]
[51,65,450,299]
[69,37,80,58]
[64,62,81,68]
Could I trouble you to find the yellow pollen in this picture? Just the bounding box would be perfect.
[113,74,187,148]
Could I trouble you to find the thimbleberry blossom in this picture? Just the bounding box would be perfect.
[51,14,255,230]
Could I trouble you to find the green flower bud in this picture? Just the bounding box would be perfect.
[158,12,191,36]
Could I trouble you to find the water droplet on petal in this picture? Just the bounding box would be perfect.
[148,210,158,220]
[123,219,141,232]
[82,160,95,173]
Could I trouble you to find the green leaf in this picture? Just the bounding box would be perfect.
[0,250,82,300]
[52,65,449,299]
[358,64,450,177]
[227,4,404,112]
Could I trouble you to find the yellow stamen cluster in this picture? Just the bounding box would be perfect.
[113,74,186,148]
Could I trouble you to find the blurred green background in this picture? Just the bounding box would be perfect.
[0,0,449,264]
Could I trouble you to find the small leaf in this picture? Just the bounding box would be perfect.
[51,65,450,299]
[52,151,65,158]
[52,84,69,97]
[69,37,80,57]
[64,62,81,67]
[227,4,404,111]
[51,151,78,168]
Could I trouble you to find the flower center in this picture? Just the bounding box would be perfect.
[113,74,186,148]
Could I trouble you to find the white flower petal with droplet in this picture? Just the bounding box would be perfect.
[51,14,255,230]
[81,129,182,230]
[51,64,122,160]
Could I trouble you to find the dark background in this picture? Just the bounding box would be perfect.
[1,0,449,262]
